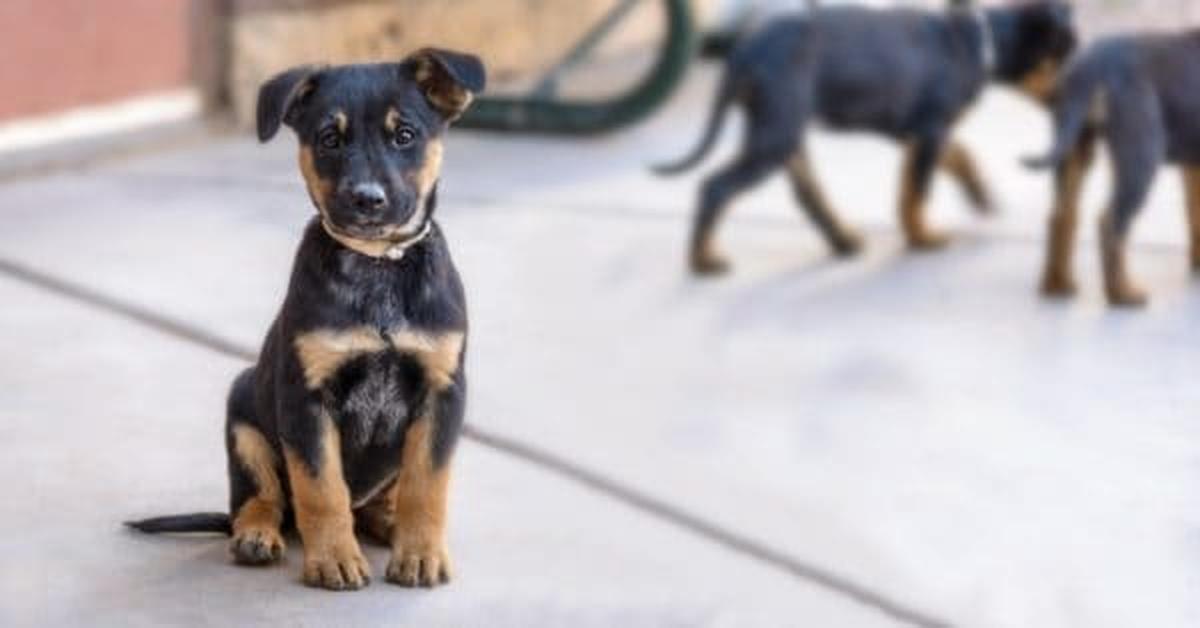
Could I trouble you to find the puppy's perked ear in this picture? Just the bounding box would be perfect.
[256,66,319,143]
[404,48,487,121]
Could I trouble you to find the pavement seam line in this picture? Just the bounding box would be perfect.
[0,256,952,628]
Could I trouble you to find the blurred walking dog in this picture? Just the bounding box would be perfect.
[127,48,485,591]
[1026,30,1200,307]
[657,2,1076,276]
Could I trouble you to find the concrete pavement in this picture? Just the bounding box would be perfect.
[1,66,1198,628]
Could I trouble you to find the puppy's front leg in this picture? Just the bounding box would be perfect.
[281,402,371,590]
[386,330,465,587]
[1184,167,1200,270]
[939,141,994,214]
[900,134,952,250]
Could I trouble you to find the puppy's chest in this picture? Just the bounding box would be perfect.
[294,325,464,451]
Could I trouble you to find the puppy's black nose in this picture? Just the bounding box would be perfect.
[351,183,387,211]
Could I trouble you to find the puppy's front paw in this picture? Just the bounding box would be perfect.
[231,527,286,565]
[690,252,731,277]
[386,541,452,588]
[832,231,865,258]
[906,230,951,251]
[1107,285,1149,308]
[302,539,371,591]
[1039,273,1077,299]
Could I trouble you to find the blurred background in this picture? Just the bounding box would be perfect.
[2,2,1199,628]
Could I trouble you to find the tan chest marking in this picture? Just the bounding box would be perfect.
[294,326,464,391]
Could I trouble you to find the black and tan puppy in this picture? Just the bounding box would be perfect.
[656,2,1076,275]
[1027,30,1200,307]
[126,48,485,590]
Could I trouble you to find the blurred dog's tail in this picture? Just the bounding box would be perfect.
[652,73,738,176]
[1023,75,1104,171]
[125,512,231,535]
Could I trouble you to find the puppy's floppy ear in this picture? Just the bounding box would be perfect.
[404,48,487,122]
[256,66,319,143]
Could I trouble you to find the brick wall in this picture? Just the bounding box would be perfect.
[0,0,192,121]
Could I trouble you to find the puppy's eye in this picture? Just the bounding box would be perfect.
[318,129,342,151]
[392,126,417,149]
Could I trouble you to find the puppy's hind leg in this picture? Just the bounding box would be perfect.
[900,132,952,250]
[1040,128,1098,298]
[939,141,994,215]
[690,92,800,275]
[786,151,863,256]
[1100,91,1163,307]
[226,368,287,566]
[1183,166,1200,271]
[690,151,788,276]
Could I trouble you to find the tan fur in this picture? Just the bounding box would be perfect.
[384,107,401,133]
[294,326,464,391]
[899,143,950,249]
[355,486,396,545]
[413,139,443,199]
[786,153,862,252]
[1041,136,1096,296]
[386,414,452,587]
[1184,167,1200,269]
[294,327,389,390]
[414,56,473,120]
[284,413,371,589]
[1019,60,1061,103]
[1099,211,1148,307]
[389,329,464,391]
[299,146,333,214]
[333,110,348,133]
[939,141,992,211]
[230,424,286,563]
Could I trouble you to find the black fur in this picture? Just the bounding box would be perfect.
[657,2,1076,273]
[1027,30,1200,305]
[127,51,482,552]
[125,513,231,535]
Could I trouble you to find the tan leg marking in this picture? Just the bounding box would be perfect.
[1183,167,1200,270]
[230,424,286,565]
[1099,212,1148,307]
[385,414,452,587]
[786,153,864,256]
[293,327,388,390]
[388,329,464,392]
[939,142,993,214]
[899,143,950,250]
[1041,137,1095,297]
[284,415,371,590]
[691,233,731,276]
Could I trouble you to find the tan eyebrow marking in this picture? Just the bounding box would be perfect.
[385,108,401,133]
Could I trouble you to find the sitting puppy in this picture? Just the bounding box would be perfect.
[1027,30,1200,307]
[127,49,485,590]
[656,2,1076,275]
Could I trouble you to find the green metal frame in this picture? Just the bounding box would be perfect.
[457,0,697,135]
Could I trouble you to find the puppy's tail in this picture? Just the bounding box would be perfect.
[125,512,232,535]
[652,73,738,176]
[1023,77,1104,171]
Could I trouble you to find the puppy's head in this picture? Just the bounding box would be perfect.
[257,49,485,246]
[991,1,1077,101]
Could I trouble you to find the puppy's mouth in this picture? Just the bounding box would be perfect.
[322,219,421,243]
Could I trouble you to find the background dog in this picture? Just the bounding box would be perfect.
[127,48,485,591]
[1027,30,1200,307]
[657,1,1076,276]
